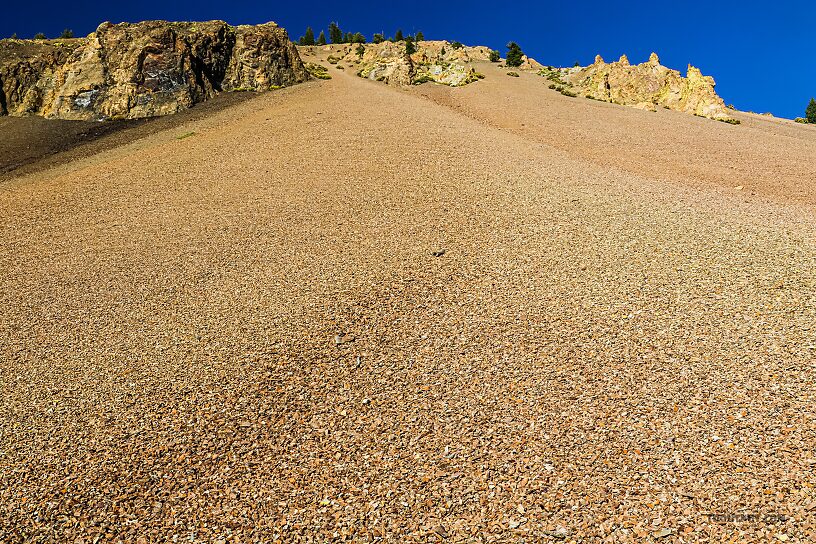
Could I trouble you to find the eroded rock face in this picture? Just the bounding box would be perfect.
[302,41,492,87]
[563,52,732,120]
[0,20,307,120]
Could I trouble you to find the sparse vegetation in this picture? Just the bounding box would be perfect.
[34,32,46,40]
[176,131,196,140]
[505,42,524,68]
[305,63,332,80]
[413,74,435,85]
[806,98,816,124]
[489,50,500,63]
[719,118,741,125]
[507,71,520,77]
[560,88,577,98]
[10,33,18,39]
[60,29,74,39]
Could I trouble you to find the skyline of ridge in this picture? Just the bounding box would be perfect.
[2,1,814,119]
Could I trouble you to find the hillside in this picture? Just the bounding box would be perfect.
[2,31,816,544]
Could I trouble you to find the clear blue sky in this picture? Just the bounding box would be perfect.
[3,1,814,119]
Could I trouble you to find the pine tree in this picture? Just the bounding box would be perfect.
[10,33,18,39]
[60,29,74,38]
[328,22,342,44]
[394,29,403,41]
[415,31,424,42]
[372,33,384,44]
[316,31,326,45]
[807,98,816,124]
[343,32,353,43]
[352,32,366,44]
[405,36,416,56]
[356,43,365,58]
[505,42,524,67]
[302,27,315,46]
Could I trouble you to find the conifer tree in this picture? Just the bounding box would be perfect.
[505,42,524,67]
[316,30,326,45]
[329,22,342,44]
[807,98,816,124]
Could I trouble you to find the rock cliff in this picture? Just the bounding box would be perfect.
[0,20,308,120]
[550,53,734,121]
[301,41,493,87]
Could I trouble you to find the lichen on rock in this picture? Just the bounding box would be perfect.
[563,52,734,121]
[0,20,308,120]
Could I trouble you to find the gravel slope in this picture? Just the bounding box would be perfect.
[1,63,815,543]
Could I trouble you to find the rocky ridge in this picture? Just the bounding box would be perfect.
[300,41,494,87]
[0,20,308,120]
[545,53,734,121]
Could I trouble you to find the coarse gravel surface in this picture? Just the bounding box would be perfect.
[1,58,816,543]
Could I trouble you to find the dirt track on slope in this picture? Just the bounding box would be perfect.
[1,61,815,542]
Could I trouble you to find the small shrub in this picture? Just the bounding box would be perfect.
[450,41,463,49]
[176,132,196,140]
[560,88,577,98]
[794,117,808,124]
[10,33,18,39]
[726,103,736,110]
[413,74,434,85]
[356,43,365,58]
[548,83,557,89]
[60,29,74,39]
[336,65,344,70]
[34,32,46,40]
[305,63,332,80]
[489,50,500,62]
[372,33,384,44]
[507,71,520,77]
[718,118,741,125]
[327,55,340,64]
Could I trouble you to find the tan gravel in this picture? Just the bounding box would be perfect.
[1,60,816,543]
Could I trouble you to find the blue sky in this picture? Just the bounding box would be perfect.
[3,1,814,119]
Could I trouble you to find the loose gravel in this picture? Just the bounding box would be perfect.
[1,62,815,543]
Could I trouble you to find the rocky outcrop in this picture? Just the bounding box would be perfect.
[0,20,307,120]
[301,41,492,87]
[553,53,733,121]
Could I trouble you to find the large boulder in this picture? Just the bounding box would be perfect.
[0,20,308,120]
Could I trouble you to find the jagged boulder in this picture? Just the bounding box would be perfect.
[0,20,307,120]
[564,52,733,120]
